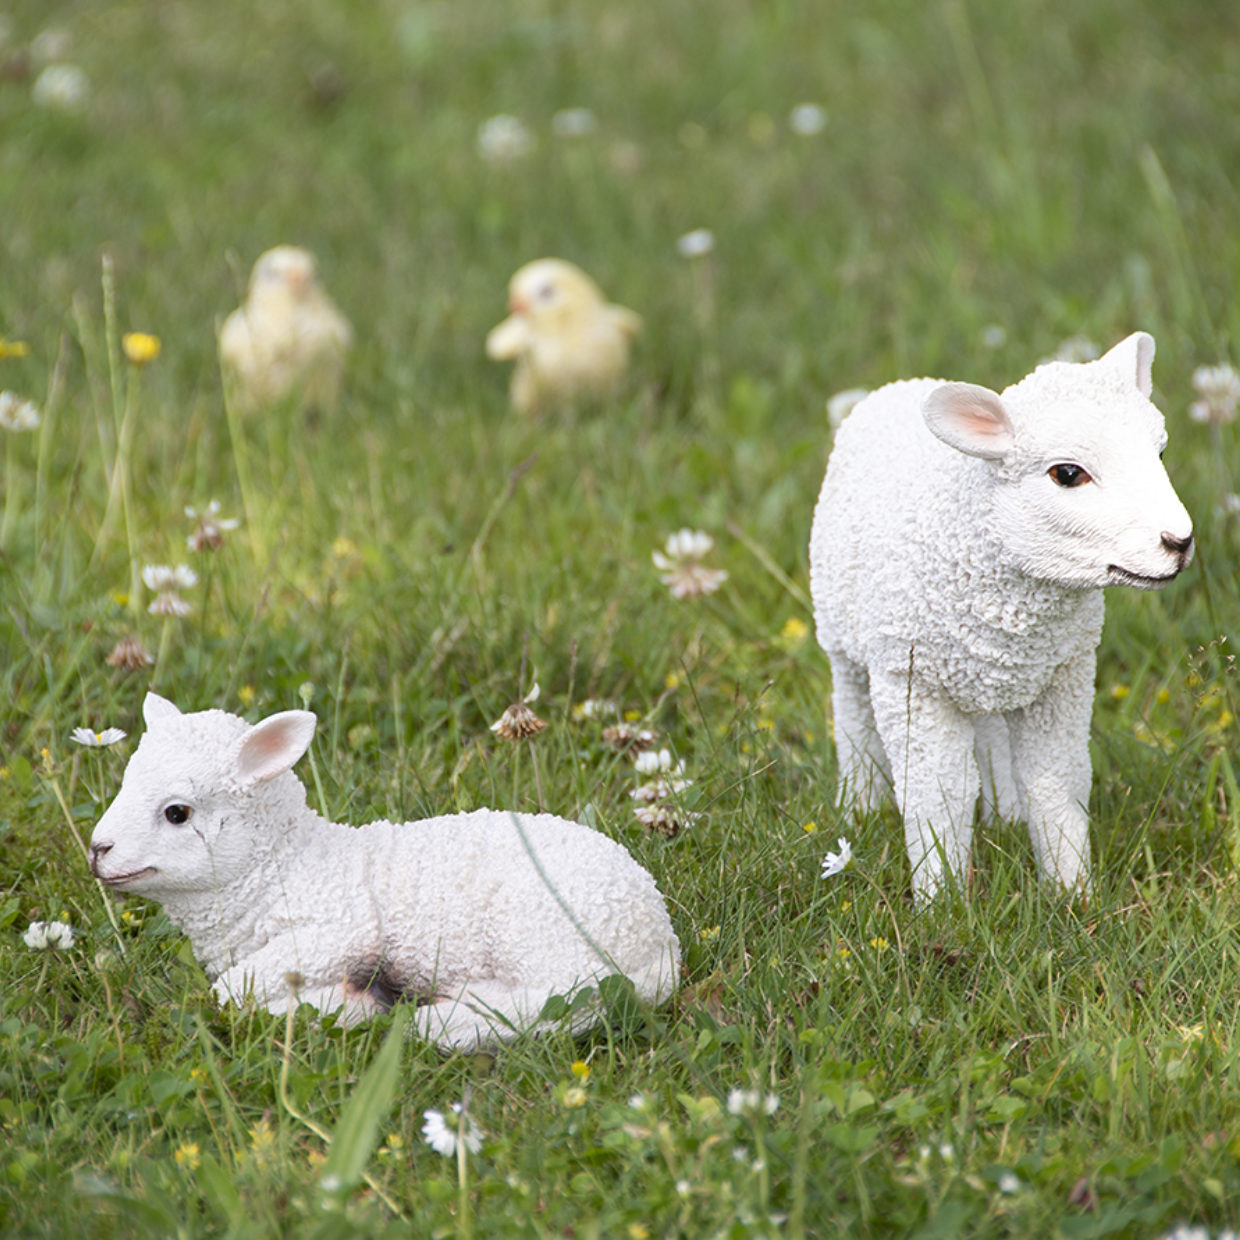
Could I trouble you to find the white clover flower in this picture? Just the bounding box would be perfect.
[676,229,715,259]
[574,698,618,720]
[23,920,75,950]
[0,391,41,432]
[996,1171,1021,1195]
[186,500,240,552]
[70,726,127,748]
[421,1103,483,1158]
[1189,362,1240,425]
[149,592,193,618]
[142,564,198,593]
[630,778,692,804]
[602,723,658,753]
[727,1088,779,1117]
[788,103,828,136]
[476,114,533,162]
[31,63,90,111]
[634,748,685,776]
[633,805,699,837]
[820,837,852,878]
[652,529,728,598]
[552,107,597,138]
[826,388,869,430]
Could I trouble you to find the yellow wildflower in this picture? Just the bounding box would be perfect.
[0,338,30,360]
[174,1142,200,1170]
[237,684,256,707]
[803,821,817,833]
[870,936,889,952]
[122,332,161,366]
[665,671,682,690]
[780,616,809,643]
[570,1060,591,1080]
[1110,684,1130,700]
[698,924,720,942]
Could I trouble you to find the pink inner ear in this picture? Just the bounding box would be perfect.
[236,712,316,783]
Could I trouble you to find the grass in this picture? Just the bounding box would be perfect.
[1,0,1239,1235]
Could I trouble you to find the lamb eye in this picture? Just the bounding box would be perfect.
[1049,463,1091,487]
[164,804,192,825]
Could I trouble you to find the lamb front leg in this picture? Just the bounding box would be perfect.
[1006,648,1096,892]
[869,664,980,900]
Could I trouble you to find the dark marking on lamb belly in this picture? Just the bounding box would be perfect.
[346,960,438,1011]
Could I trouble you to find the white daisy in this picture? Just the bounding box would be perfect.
[820,837,852,878]
[421,1104,483,1158]
[70,726,126,747]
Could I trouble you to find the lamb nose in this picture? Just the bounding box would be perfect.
[88,841,112,872]
[1161,531,1193,556]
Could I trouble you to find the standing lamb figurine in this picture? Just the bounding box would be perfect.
[809,332,1193,899]
[89,694,680,1049]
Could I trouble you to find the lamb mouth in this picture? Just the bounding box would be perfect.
[97,867,156,888]
[1106,565,1180,589]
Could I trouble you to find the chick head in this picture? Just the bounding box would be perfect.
[506,259,607,330]
[248,246,321,301]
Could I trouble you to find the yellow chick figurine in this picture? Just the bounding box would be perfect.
[485,259,642,414]
[218,246,353,412]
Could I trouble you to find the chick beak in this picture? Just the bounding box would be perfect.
[285,267,312,295]
[508,295,530,316]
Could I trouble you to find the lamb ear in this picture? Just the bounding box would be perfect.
[236,710,317,784]
[1101,330,1155,397]
[923,383,1015,460]
[143,693,183,726]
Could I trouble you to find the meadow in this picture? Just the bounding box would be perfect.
[1,0,1239,1235]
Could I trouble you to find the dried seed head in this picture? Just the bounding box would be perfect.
[490,701,547,741]
[105,635,155,670]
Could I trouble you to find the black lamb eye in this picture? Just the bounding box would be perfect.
[164,804,192,825]
[1049,463,1091,488]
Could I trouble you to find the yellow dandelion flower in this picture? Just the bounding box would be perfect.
[237,684,256,707]
[122,332,161,366]
[571,1059,591,1080]
[174,1142,200,1170]
[0,338,30,360]
[780,616,809,643]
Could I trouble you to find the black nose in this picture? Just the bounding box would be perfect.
[1161,531,1193,556]
[88,841,112,874]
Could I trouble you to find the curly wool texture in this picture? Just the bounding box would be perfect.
[809,333,1193,898]
[90,695,680,1050]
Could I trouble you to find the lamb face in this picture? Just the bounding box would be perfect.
[89,694,315,900]
[925,332,1193,592]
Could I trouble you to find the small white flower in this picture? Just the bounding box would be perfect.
[70,726,127,748]
[522,681,541,704]
[997,1171,1021,1195]
[185,500,240,552]
[421,1104,483,1158]
[477,114,533,162]
[938,1142,954,1160]
[652,529,728,598]
[552,107,597,138]
[574,698,618,720]
[634,748,685,776]
[630,778,693,804]
[142,564,198,593]
[149,592,193,618]
[1189,362,1240,425]
[633,805,700,837]
[0,392,41,432]
[825,388,868,430]
[980,324,1008,349]
[23,920,75,950]
[31,63,90,111]
[31,26,74,64]
[675,1179,691,1198]
[727,1088,779,1117]
[676,229,715,259]
[788,103,828,136]
[628,1093,648,1111]
[820,837,852,878]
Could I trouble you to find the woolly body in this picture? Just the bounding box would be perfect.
[219,246,353,412]
[809,333,1193,898]
[486,258,641,414]
[90,695,680,1050]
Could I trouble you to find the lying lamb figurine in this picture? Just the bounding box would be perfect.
[809,331,1193,899]
[90,694,681,1049]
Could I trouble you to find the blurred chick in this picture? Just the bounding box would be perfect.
[485,258,641,414]
[219,246,353,412]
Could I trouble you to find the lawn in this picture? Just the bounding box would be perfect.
[1,1,1239,1236]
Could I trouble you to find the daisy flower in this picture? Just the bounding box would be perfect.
[421,1103,483,1157]
[820,837,852,877]
[70,726,126,747]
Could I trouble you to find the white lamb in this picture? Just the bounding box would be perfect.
[809,332,1193,899]
[89,694,681,1049]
